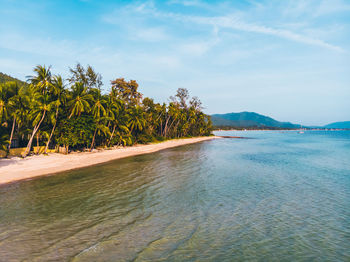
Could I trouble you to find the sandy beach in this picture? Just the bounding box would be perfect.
[0,136,219,185]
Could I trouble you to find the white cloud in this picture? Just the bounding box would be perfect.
[191,15,344,52]
[102,1,345,52]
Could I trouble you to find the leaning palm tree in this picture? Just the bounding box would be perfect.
[68,82,92,118]
[6,82,20,151]
[44,75,66,153]
[23,93,51,157]
[90,122,110,151]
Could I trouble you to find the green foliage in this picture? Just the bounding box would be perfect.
[0,131,9,153]
[0,64,212,156]
[0,72,27,87]
[56,115,95,148]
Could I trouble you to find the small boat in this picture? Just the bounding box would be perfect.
[298,125,304,133]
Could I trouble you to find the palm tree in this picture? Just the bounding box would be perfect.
[128,106,146,134]
[44,75,66,153]
[89,88,107,151]
[0,82,12,124]
[68,82,92,118]
[91,89,107,120]
[90,122,110,151]
[6,82,20,151]
[23,93,51,157]
[105,94,129,146]
[167,102,180,137]
[10,86,30,148]
[0,133,9,154]
[27,65,52,94]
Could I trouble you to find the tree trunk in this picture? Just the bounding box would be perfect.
[45,107,59,154]
[36,133,39,154]
[8,117,16,152]
[168,117,177,137]
[90,128,98,152]
[23,111,46,157]
[160,120,163,137]
[163,115,170,137]
[109,125,116,146]
[44,121,56,154]
[174,120,180,138]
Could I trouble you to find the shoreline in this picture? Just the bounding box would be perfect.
[0,136,220,186]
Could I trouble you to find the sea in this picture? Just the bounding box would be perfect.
[0,130,349,261]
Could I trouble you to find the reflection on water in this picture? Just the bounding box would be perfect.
[0,131,349,261]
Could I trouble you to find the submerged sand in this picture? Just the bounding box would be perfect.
[0,136,219,185]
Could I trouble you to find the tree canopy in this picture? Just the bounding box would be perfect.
[0,65,212,157]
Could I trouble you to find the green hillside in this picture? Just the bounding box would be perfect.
[211,112,300,129]
[324,121,350,129]
[0,72,27,86]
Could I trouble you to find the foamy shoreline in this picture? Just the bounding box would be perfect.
[0,136,220,185]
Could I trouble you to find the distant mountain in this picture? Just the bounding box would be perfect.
[0,72,27,86]
[323,121,350,129]
[211,112,300,129]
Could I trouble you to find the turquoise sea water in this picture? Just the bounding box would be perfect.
[0,130,349,261]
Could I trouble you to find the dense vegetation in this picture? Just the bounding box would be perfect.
[0,72,27,87]
[0,64,212,157]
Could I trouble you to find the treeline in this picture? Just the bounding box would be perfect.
[0,64,212,157]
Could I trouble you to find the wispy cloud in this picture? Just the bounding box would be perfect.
[190,15,344,52]
[113,1,345,52]
[1,0,349,124]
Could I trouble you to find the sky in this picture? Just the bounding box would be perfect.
[0,0,349,125]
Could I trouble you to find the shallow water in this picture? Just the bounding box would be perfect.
[0,131,349,261]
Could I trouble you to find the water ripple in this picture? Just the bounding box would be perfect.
[0,131,349,261]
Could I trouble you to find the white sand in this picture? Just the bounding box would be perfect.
[0,136,220,185]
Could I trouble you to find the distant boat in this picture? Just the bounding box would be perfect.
[298,125,304,133]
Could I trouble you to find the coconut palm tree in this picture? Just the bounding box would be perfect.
[44,75,66,153]
[6,82,20,151]
[105,95,128,145]
[90,122,110,151]
[128,106,146,134]
[89,88,107,151]
[23,93,51,157]
[91,88,107,120]
[68,82,92,118]
[0,133,9,153]
[0,82,12,124]
[27,65,52,94]
[167,102,180,137]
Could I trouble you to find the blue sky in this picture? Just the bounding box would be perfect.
[1,0,349,125]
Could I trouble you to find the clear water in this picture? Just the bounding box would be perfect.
[0,131,349,261]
